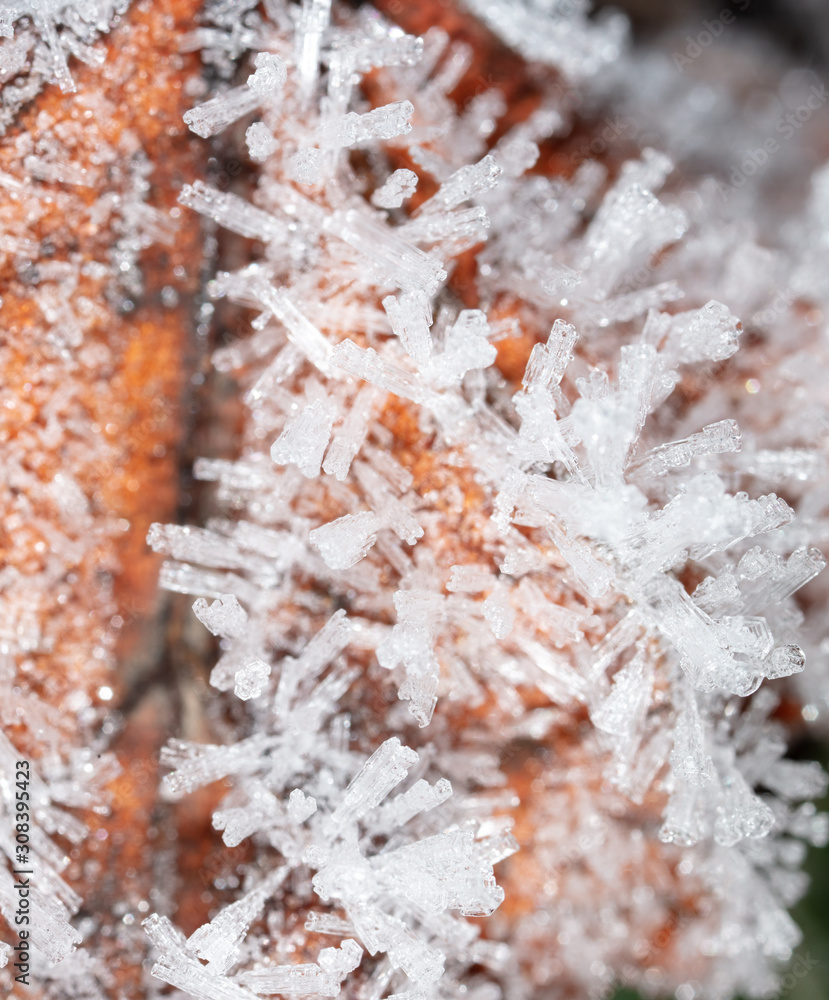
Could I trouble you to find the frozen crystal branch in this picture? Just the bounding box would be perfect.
[4,0,829,999]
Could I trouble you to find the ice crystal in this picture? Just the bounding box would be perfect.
[0,1,127,126]
[372,168,418,209]
[150,736,510,993]
[144,4,829,994]
[461,0,627,81]
[4,0,829,997]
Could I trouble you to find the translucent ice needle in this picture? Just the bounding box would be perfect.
[310,511,382,569]
[330,738,419,827]
[179,182,287,242]
[383,291,433,365]
[417,155,502,213]
[251,283,334,375]
[184,86,262,138]
[331,341,427,403]
[271,398,338,478]
[295,0,332,99]
[325,209,446,296]
[323,384,384,480]
[318,101,414,149]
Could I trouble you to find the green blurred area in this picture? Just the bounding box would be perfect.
[614,743,829,1000]
[779,739,829,1000]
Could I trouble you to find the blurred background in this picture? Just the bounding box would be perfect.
[581,0,829,987]
[594,0,829,64]
[592,4,829,999]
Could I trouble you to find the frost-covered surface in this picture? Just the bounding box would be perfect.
[0,0,128,128]
[135,3,829,1000]
[0,92,146,994]
[461,0,628,81]
[0,0,199,990]
[0,0,828,996]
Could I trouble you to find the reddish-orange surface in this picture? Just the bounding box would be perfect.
[0,3,797,997]
[0,1,212,993]
[0,0,205,716]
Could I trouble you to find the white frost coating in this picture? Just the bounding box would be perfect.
[247,51,287,96]
[150,732,502,992]
[184,85,262,138]
[318,100,414,149]
[234,658,271,700]
[329,737,419,827]
[193,594,248,638]
[271,398,338,477]
[309,511,382,569]
[462,0,627,80]
[143,3,829,1000]
[372,168,418,209]
[245,121,278,162]
[0,0,125,111]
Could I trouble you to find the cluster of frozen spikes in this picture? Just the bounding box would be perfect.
[3,0,829,998]
[136,2,829,998]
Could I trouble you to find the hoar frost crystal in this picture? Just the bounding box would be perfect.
[1,0,829,999]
